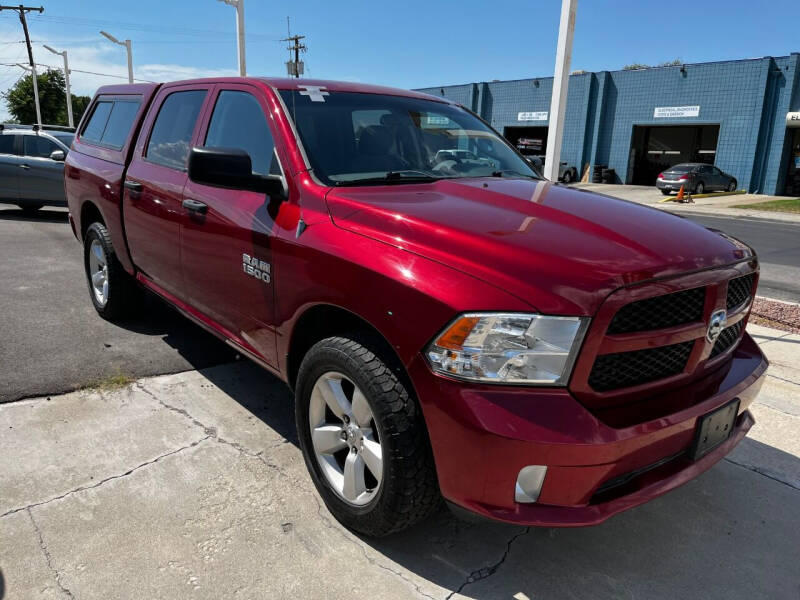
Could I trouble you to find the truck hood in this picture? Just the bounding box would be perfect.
[325,179,751,315]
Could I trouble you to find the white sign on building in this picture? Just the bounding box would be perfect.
[654,106,700,118]
[787,112,800,127]
[517,111,549,122]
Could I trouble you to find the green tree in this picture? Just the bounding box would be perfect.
[2,68,91,127]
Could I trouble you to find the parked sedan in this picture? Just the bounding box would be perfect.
[0,125,74,211]
[656,163,737,195]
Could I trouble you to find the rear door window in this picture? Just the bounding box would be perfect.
[204,90,280,176]
[146,90,207,170]
[0,134,15,154]
[23,136,60,158]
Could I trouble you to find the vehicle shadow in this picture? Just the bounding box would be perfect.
[191,360,800,599]
[0,207,69,223]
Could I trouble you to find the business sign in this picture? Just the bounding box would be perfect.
[787,112,800,127]
[654,105,700,118]
[517,111,548,122]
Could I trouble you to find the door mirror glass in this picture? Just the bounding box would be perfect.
[187,146,284,196]
[49,150,66,162]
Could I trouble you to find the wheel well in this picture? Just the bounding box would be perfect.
[286,304,409,392]
[80,201,104,240]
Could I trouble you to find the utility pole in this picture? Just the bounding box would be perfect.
[218,0,246,76]
[544,0,577,182]
[0,4,44,127]
[100,31,133,84]
[282,17,306,78]
[43,44,73,128]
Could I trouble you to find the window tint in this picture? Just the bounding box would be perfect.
[146,90,206,170]
[23,135,60,158]
[82,101,113,143]
[0,134,14,154]
[52,132,75,147]
[99,101,140,149]
[204,91,279,176]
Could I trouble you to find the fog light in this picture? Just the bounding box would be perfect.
[514,465,547,503]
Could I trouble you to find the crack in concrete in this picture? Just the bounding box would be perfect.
[766,372,800,387]
[311,495,440,600]
[445,527,531,600]
[724,457,800,491]
[1,436,210,519]
[27,508,75,599]
[135,382,296,480]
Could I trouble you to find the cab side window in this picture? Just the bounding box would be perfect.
[23,136,60,159]
[204,90,281,176]
[146,90,207,170]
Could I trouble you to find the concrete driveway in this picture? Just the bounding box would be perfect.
[1,325,798,600]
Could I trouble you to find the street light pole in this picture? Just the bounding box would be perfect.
[43,44,73,128]
[100,30,134,84]
[544,0,577,182]
[218,0,246,76]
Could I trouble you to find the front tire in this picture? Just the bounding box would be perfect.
[296,335,439,536]
[728,180,737,192]
[83,222,138,320]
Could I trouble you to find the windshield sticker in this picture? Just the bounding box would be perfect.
[298,85,329,102]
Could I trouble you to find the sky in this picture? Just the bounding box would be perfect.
[1,0,798,122]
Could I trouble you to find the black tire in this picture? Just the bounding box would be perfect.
[728,180,737,192]
[83,222,139,320]
[18,203,43,213]
[561,170,572,184]
[661,189,672,196]
[695,181,705,194]
[295,335,440,537]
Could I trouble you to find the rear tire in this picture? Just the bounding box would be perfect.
[561,170,572,184]
[695,182,705,194]
[660,189,672,196]
[18,203,43,213]
[83,222,139,320]
[295,335,440,537]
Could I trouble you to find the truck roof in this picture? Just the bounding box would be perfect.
[92,77,450,104]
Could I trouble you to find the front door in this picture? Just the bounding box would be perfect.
[180,85,287,366]
[123,85,211,298]
[19,135,65,203]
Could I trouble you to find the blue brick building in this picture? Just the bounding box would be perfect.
[416,53,800,195]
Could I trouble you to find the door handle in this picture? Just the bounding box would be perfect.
[182,198,208,214]
[123,179,143,192]
[19,164,30,170]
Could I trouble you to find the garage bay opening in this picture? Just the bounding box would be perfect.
[630,125,719,185]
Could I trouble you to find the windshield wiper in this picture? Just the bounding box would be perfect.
[490,169,540,179]
[334,171,445,186]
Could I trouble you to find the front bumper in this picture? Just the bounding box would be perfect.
[410,332,767,526]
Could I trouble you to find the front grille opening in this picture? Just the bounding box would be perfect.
[710,321,743,358]
[607,287,705,335]
[588,341,694,392]
[726,274,755,311]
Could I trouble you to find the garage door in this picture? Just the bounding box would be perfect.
[629,125,719,185]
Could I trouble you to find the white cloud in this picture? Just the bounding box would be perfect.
[0,26,237,122]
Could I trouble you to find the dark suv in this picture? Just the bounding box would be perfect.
[0,125,74,211]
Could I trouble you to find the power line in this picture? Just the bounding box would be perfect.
[0,4,44,126]
[281,17,306,78]
[0,62,156,83]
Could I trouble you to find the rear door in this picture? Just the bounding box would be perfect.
[19,134,66,203]
[123,84,211,298]
[711,166,727,190]
[180,84,286,366]
[0,133,20,202]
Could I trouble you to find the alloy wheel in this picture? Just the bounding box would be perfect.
[88,239,109,306]
[308,371,383,506]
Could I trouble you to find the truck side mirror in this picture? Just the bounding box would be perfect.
[187,146,285,197]
[50,150,66,161]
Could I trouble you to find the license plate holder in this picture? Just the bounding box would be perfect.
[690,399,740,460]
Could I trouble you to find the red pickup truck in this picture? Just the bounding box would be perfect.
[65,77,768,536]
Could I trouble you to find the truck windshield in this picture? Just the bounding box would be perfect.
[279,90,540,186]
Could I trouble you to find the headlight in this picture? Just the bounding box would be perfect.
[426,313,589,385]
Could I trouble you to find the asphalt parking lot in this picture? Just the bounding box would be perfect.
[0,206,236,403]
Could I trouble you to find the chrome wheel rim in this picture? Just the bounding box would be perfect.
[88,239,109,306]
[309,371,382,506]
